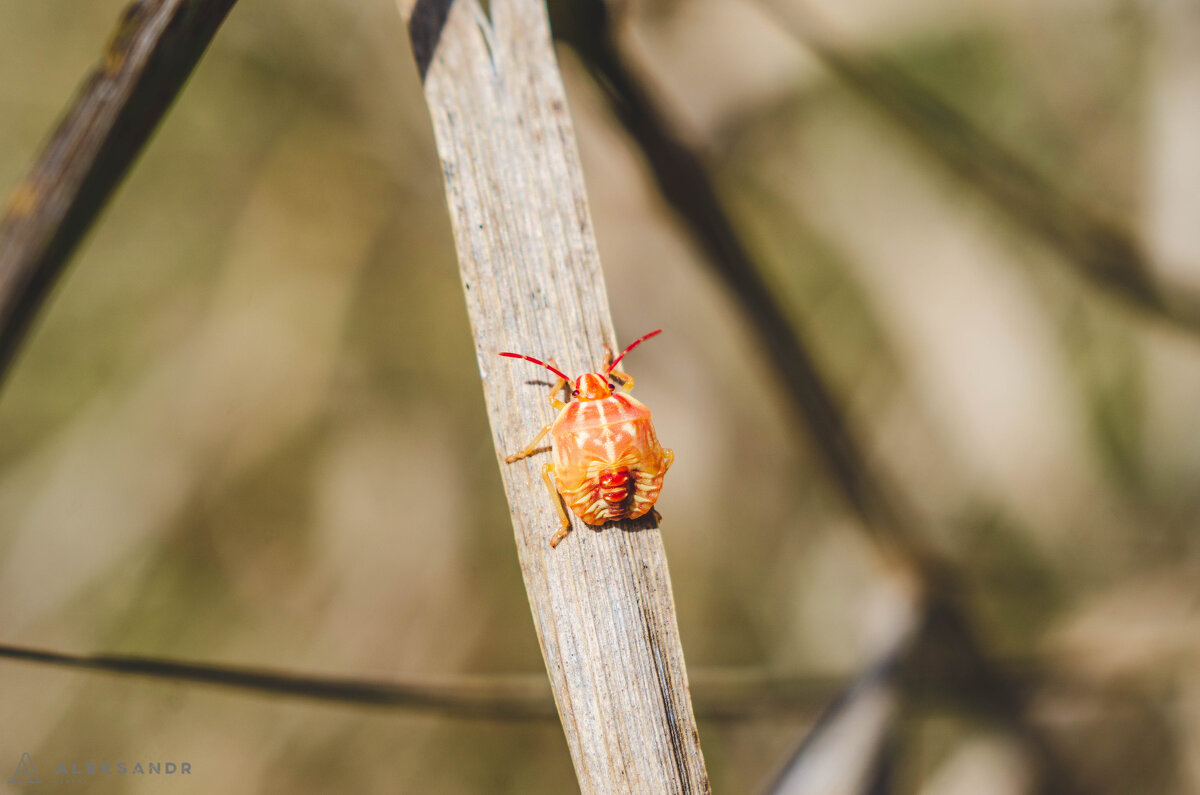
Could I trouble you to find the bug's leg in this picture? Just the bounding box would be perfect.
[603,345,635,392]
[504,422,554,463]
[507,362,567,462]
[546,373,567,410]
[651,508,662,523]
[543,462,573,547]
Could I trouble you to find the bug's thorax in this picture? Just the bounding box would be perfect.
[554,389,650,433]
[553,370,647,434]
[551,390,657,483]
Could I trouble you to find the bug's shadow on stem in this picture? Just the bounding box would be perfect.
[610,511,660,535]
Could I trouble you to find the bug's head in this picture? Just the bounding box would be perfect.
[499,329,663,402]
[573,372,614,401]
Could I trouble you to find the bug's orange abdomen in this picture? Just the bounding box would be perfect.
[550,393,672,526]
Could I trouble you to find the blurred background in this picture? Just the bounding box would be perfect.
[1,0,1199,792]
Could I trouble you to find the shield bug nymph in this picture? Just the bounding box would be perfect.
[500,329,674,548]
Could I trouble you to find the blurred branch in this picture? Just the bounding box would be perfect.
[553,3,1084,793]
[765,629,909,795]
[1,640,1116,723]
[753,0,1200,334]
[0,0,238,386]
[0,641,556,720]
[552,0,927,568]
[0,640,858,720]
[397,0,709,790]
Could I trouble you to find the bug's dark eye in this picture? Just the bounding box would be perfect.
[572,390,579,396]
[608,383,616,390]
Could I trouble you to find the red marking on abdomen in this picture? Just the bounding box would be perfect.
[598,466,631,504]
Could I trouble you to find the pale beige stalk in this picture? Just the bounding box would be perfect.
[394,0,709,792]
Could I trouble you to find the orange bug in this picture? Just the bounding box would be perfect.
[500,329,674,548]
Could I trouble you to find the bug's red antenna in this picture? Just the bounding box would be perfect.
[607,328,663,373]
[499,351,571,382]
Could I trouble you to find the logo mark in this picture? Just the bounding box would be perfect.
[9,752,39,784]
